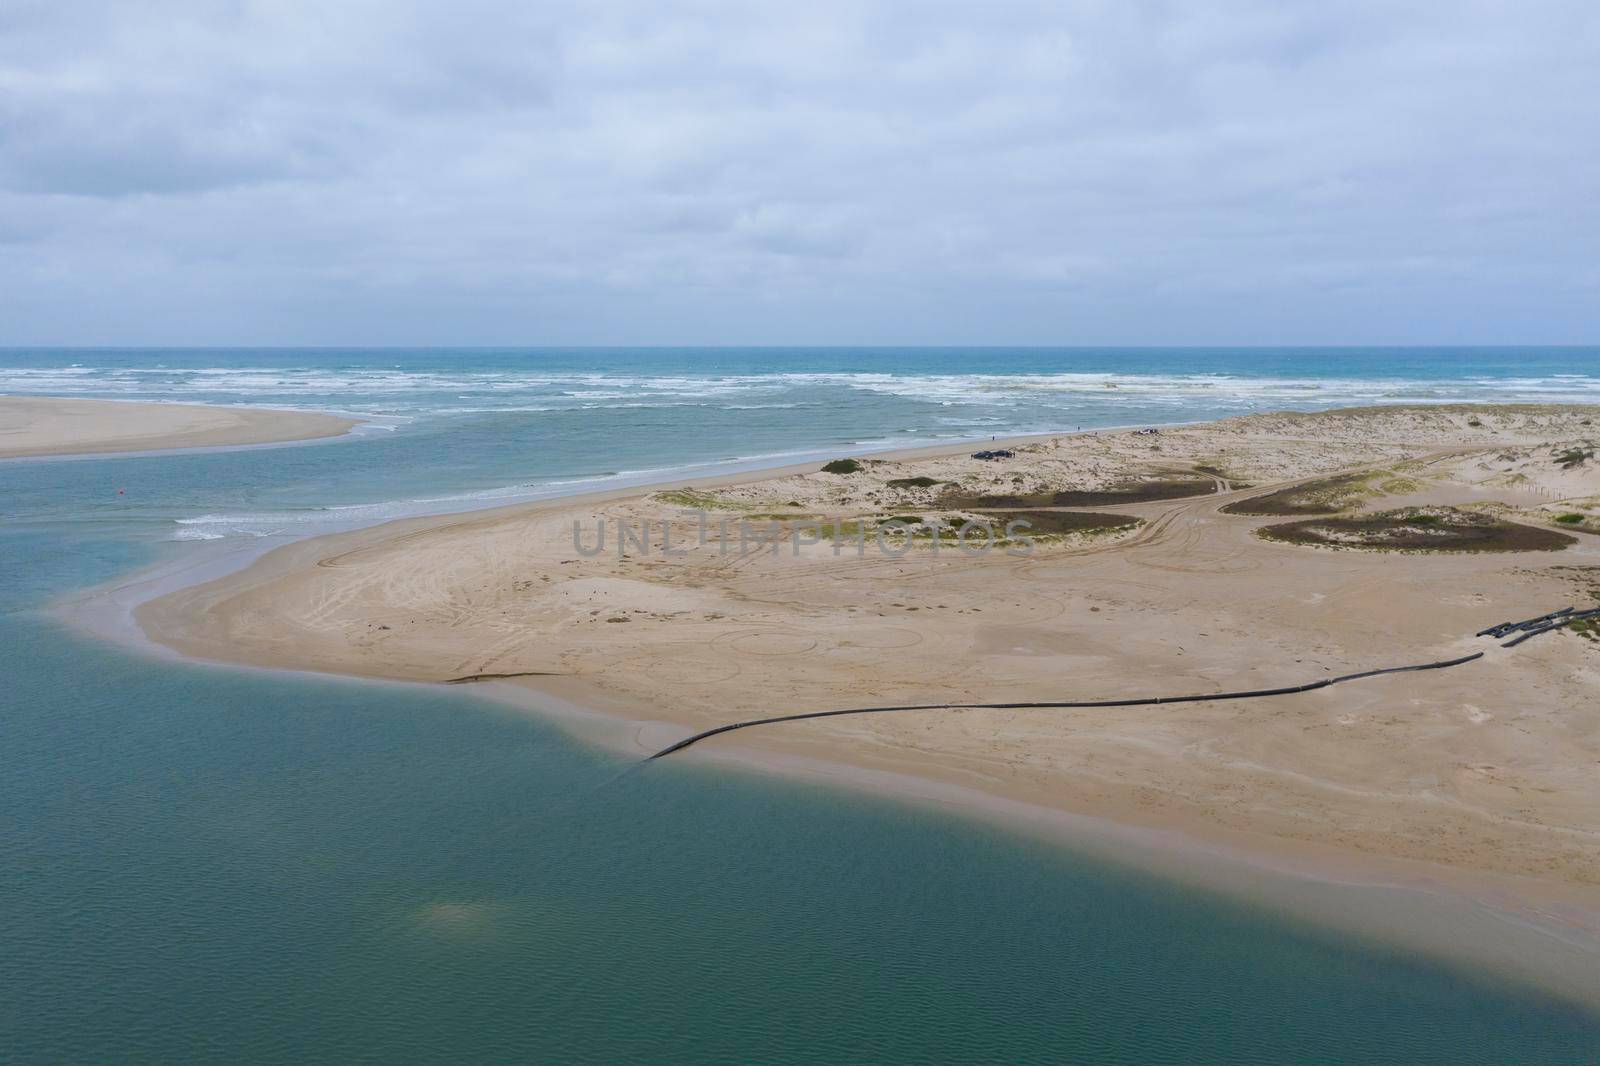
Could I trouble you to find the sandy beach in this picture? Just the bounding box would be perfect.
[0,396,358,459]
[132,403,1600,997]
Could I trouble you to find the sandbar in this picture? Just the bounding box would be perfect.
[0,395,358,459]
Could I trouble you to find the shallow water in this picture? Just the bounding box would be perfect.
[4,348,1599,1062]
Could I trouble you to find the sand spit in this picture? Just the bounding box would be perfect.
[0,395,358,458]
[134,404,1600,993]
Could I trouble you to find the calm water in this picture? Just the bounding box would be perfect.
[3,348,1599,1062]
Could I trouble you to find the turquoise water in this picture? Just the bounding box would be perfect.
[4,348,1599,1062]
[4,346,1597,542]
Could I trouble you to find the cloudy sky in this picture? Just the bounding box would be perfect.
[1,1,1595,345]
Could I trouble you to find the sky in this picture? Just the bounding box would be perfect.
[0,1,1596,346]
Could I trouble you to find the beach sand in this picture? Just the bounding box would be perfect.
[0,395,358,458]
[131,404,1600,999]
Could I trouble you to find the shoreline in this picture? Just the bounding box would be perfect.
[61,404,1600,1009]
[0,395,361,459]
[469,672,1600,1010]
[63,423,1119,663]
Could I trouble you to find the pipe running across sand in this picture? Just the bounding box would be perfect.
[649,603,1600,758]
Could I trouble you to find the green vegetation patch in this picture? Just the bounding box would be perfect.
[887,476,942,488]
[1554,448,1594,470]
[654,488,748,510]
[947,476,1214,510]
[821,458,863,474]
[804,518,872,539]
[1259,508,1575,554]
[973,510,1142,537]
[1221,471,1409,516]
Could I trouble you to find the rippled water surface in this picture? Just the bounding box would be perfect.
[4,348,1598,1062]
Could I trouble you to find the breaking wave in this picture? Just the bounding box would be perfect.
[3,363,1597,420]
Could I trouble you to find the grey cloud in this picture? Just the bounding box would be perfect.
[0,0,1596,344]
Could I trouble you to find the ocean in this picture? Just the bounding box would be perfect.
[3,347,1598,1062]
